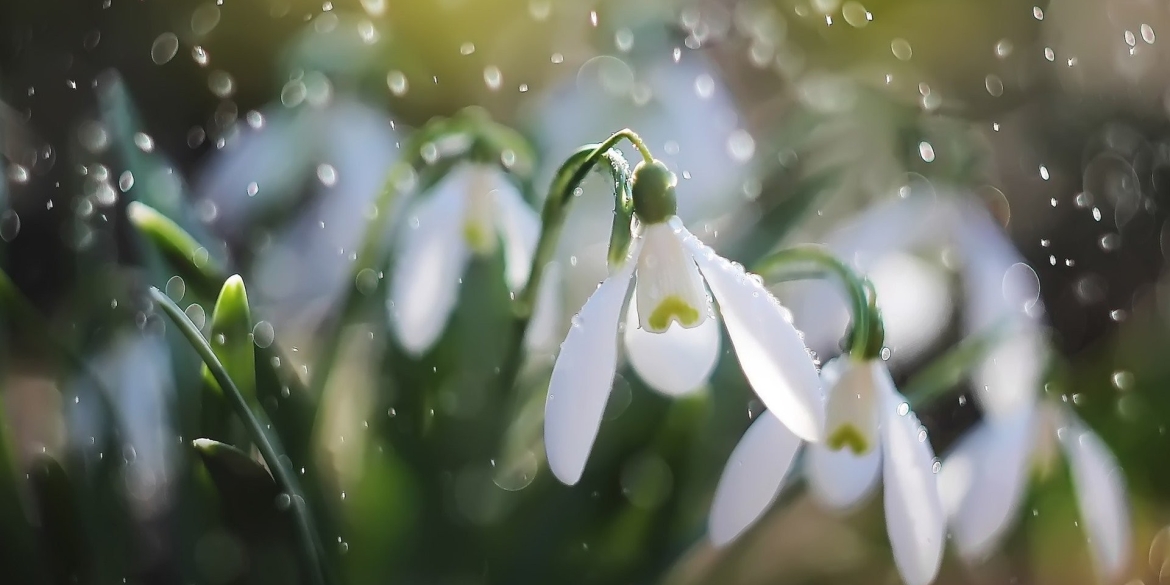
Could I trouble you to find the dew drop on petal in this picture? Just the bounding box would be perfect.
[151,33,179,65]
[897,402,910,416]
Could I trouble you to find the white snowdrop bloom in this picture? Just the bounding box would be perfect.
[387,163,540,356]
[709,357,945,585]
[544,162,824,486]
[939,402,1131,581]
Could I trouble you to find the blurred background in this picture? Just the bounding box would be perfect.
[1,0,1169,584]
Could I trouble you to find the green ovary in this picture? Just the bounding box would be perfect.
[648,296,700,331]
[463,221,495,255]
[826,424,870,455]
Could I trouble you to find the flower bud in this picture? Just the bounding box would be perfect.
[631,160,677,225]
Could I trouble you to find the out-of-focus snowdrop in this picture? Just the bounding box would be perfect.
[386,163,540,355]
[526,48,753,332]
[544,161,823,485]
[710,355,946,585]
[68,334,175,518]
[195,97,399,335]
[938,207,1132,580]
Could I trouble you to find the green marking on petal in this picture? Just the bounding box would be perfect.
[826,424,870,454]
[647,295,700,332]
[463,220,495,255]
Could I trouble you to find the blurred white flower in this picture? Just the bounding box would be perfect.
[709,357,945,585]
[386,163,540,355]
[195,98,399,334]
[939,402,1131,581]
[544,215,823,485]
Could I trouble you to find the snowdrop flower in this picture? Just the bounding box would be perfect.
[709,356,945,585]
[387,163,540,356]
[544,160,824,485]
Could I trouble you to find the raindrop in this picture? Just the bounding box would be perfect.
[252,321,275,349]
[317,164,338,186]
[1099,233,1120,251]
[1033,6,1044,20]
[1142,24,1156,44]
[1125,30,1137,47]
[1044,47,1055,61]
[166,276,186,301]
[727,129,755,162]
[386,70,408,96]
[694,74,715,99]
[83,30,101,50]
[118,171,134,192]
[246,111,264,129]
[355,268,379,295]
[615,28,634,52]
[492,451,539,491]
[192,46,209,66]
[0,211,20,242]
[460,42,476,55]
[841,2,869,27]
[275,493,292,510]
[360,0,386,16]
[8,165,28,184]
[897,402,910,416]
[529,0,551,20]
[134,132,155,153]
[919,141,936,162]
[985,75,1004,97]
[191,5,222,36]
[483,66,503,90]
[187,126,206,148]
[185,303,207,330]
[880,347,892,360]
[78,121,109,153]
[151,33,180,65]
[1112,370,1134,391]
[994,39,1014,58]
[1039,165,1050,180]
[891,38,912,60]
[208,70,235,98]
[246,182,258,197]
[281,80,307,107]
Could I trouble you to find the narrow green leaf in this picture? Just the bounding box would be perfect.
[29,454,87,585]
[127,201,226,295]
[193,438,279,502]
[200,275,256,445]
[149,286,331,585]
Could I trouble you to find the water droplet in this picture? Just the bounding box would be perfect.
[1033,6,1044,20]
[355,268,379,295]
[192,45,209,66]
[185,303,207,330]
[460,42,476,55]
[281,80,307,107]
[919,141,936,162]
[191,5,222,36]
[694,74,715,99]
[529,0,551,20]
[134,132,155,152]
[118,171,134,192]
[483,66,503,91]
[492,451,539,491]
[1044,47,1055,61]
[1099,233,1120,251]
[1112,370,1134,391]
[932,460,942,473]
[252,321,275,349]
[985,74,1004,97]
[841,2,869,27]
[208,70,235,98]
[880,347,892,360]
[1142,24,1156,44]
[615,28,634,52]
[151,33,179,65]
[275,493,292,510]
[897,402,910,416]
[317,164,337,187]
[386,70,408,96]
[1039,165,1050,180]
[0,210,20,242]
[360,0,386,16]
[166,276,186,301]
[1125,30,1137,47]
[994,39,1014,58]
[246,182,258,197]
[246,111,264,129]
[891,38,912,60]
[727,129,755,162]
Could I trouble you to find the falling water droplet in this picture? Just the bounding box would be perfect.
[252,321,275,348]
[208,70,235,98]
[0,211,20,242]
[483,66,503,90]
[386,70,408,96]
[151,33,180,65]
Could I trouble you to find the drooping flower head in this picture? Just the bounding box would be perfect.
[544,158,825,485]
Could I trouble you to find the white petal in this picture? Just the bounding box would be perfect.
[492,172,541,291]
[635,220,709,332]
[1059,412,1131,581]
[679,226,825,441]
[807,440,882,511]
[879,372,945,585]
[971,328,1046,420]
[387,172,472,356]
[708,410,802,546]
[623,292,720,396]
[938,406,1036,562]
[544,246,639,485]
[807,359,884,510]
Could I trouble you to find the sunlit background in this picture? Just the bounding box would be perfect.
[1,0,1169,584]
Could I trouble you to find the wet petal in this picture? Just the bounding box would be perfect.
[492,172,541,291]
[1059,412,1131,581]
[807,359,883,509]
[879,372,945,585]
[544,245,639,485]
[938,406,1036,562]
[624,293,720,397]
[708,410,802,546]
[807,441,882,512]
[386,170,472,356]
[679,226,824,441]
[635,220,709,332]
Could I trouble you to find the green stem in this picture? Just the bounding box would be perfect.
[754,245,874,356]
[148,287,331,585]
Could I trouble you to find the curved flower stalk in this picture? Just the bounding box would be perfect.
[543,155,825,486]
[386,163,540,355]
[708,290,945,585]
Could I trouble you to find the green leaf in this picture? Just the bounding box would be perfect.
[200,275,256,445]
[127,201,226,297]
